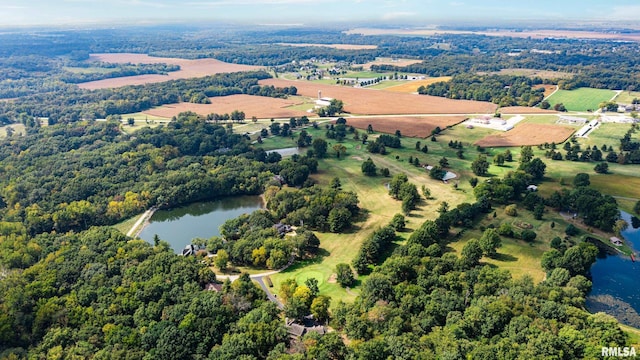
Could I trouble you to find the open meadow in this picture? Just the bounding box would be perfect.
[614,91,640,104]
[384,77,452,93]
[546,87,618,111]
[358,57,424,70]
[264,126,476,303]
[77,53,263,89]
[260,78,498,115]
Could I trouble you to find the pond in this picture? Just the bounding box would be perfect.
[586,210,640,327]
[267,147,301,157]
[138,196,264,253]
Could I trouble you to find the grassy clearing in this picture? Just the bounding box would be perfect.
[366,80,405,90]
[63,66,115,74]
[620,324,640,346]
[111,214,141,235]
[0,123,26,138]
[614,91,640,104]
[266,127,474,304]
[590,174,640,200]
[547,88,617,111]
[448,204,584,283]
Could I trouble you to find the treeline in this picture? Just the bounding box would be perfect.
[0,71,276,124]
[545,125,640,165]
[0,56,180,98]
[59,63,181,84]
[419,74,546,107]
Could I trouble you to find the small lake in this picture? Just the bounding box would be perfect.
[267,147,301,157]
[138,196,264,253]
[586,211,640,327]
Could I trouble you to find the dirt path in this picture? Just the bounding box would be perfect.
[126,207,156,237]
[544,85,560,100]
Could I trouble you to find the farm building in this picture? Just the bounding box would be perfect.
[527,185,538,192]
[315,90,334,107]
[575,120,600,138]
[558,115,587,125]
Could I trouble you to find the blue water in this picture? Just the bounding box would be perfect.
[138,196,263,253]
[586,211,640,326]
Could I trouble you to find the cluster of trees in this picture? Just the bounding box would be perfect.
[316,99,344,117]
[388,173,421,214]
[266,184,359,233]
[473,170,534,204]
[352,226,397,274]
[367,134,401,154]
[216,210,320,269]
[419,74,546,107]
[279,278,332,323]
[547,186,619,232]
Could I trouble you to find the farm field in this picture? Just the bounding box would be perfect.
[142,94,313,119]
[260,78,498,115]
[276,43,378,50]
[484,69,572,80]
[384,76,452,93]
[615,91,640,104]
[546,87,618,111]
[77,53,262,89]
[359,57,423,70]
[344,115,467,137]
[475,123,575,147]
[499,106,558,114]
[366,80,405,90]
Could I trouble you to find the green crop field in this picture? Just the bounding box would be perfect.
[614,91,640,104]
[547,87,618,111]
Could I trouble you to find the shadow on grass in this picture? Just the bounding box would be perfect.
[491,252,518,262]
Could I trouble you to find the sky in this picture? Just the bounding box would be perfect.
[1,0,640,27]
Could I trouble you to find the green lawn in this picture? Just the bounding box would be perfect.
[111,214,141,235]
[448,204,593,283]
[547,87,617,111]
[367,80,406,90]
[614,91,640,104]
[265,127,474,304]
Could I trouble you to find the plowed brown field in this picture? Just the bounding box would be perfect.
[343,116,467,138]
[142,94,311,119]
[260,79,497,115]
[475,123,575,147]
[78,54,262,89]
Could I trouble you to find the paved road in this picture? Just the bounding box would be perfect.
[254,276,283,309]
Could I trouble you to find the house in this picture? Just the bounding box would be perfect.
[205,283,223,292]
[286,316,327,339]
[181,244,200,256]
[527,185,538,192]
[274,223,292,236]
[610,237,624,246]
